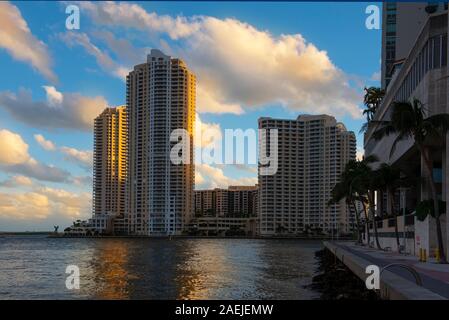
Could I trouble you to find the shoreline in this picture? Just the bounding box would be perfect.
[307,248,380,300]
[46,234,353,240]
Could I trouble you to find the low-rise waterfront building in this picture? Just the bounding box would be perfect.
[186,216,258,237]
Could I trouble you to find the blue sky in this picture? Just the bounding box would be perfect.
[0,1,381,231]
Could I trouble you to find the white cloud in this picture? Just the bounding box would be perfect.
[72,175,92,187]
[33,132,93,170]
[216,163,258,174]
[5,158,71,183]
[0,129,30,165]
[196,163,257,189]
[91,30,149,65]
[0,2,57,83]
[0,129,71,183]
[196,85,243,115]
[42,85,63,106]
[0,192,50,220]
[184,17,362,118]
[34,133,56,151]
[60,146,93,170]
[0,87,109,130]
[371,71,381,82]
[0,175,33,188]
[356,148,364,161]
[77,1,362,118]
[59,32,129,80]
[195,114,222,148]
[76,1,201,40]
[0,187,91,220]
[39,187,91,219]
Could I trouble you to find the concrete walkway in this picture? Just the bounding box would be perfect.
[334,242,449,299]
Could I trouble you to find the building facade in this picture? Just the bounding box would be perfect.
[365,5,448,256]
[126,49,196,235]
[258,115,356,236]
[92,106,128,217]
[382,2,448,89]
[194,185,258,218]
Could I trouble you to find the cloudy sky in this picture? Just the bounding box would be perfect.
[0,1,381,231]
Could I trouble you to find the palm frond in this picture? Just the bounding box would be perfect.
[362,154,379,164]
[372,124,396,140]
[389,133,406,159]
[426,113,449,134]
[359,122,369,134]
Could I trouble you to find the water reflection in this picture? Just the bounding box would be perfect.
[175,240,229,299]
[89,240,133,299]
[0,237,322,300]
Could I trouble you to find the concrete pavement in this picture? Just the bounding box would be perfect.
[331,241,449,299]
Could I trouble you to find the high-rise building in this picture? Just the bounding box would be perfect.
[366,4,448,255]
[258,115,356,236]
[381,2,448,89]
[126,49,196,235]
[92,106,128,217]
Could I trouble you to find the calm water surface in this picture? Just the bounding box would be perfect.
[0,236,322,299]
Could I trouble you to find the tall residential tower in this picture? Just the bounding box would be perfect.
[258,115,356,236]
[126,49,196,235]
[93,106,128,217]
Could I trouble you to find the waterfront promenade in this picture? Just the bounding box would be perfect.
[324,241,449,300]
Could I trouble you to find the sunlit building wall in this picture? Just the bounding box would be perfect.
[126,49,196,235]
[93,106,128,217]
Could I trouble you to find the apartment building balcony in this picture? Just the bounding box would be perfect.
[364,12,448,259]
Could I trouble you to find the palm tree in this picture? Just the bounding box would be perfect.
[374,164,417,252]
[330,156,379,245]
[345,155,383,250]
[329,179,361,242]
[358,194,371,245]
[372,99,449,263]
[373,163,402,250]
[363,87,385,121]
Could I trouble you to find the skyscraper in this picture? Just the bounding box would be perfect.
[93,106,128,217]
[366,4,448,255]
[258,115,356,236]
[381,2,448,89]
[126,49,196,235]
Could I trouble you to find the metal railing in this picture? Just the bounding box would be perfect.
[380,263,423,286]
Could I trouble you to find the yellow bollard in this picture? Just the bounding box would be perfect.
[435,248,440,262]
[423,249,427,262]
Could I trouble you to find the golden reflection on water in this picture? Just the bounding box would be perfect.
[175,241,228,300]
[91,240,135,299]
